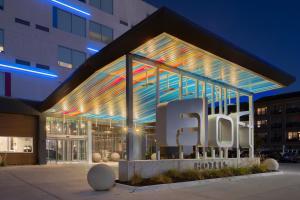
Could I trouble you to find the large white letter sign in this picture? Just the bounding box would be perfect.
[229,111,254,149]
[208,114,234,148]
[156,98,208,147]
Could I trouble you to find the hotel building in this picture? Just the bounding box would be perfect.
[0,6,295,165]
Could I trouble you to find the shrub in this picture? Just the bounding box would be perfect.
[130,174,143,186]
[163,169,183,181]
[181,169,203,181]
[149,174,172,184]
[250,164,268,174]
[128,164,270,186]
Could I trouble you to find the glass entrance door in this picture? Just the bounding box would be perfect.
[46,139,87,163]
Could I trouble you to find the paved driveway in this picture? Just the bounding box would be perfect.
[0,163,300,200]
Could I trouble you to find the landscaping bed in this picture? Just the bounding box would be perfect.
[118,165,271,186]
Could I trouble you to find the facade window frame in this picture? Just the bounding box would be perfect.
[53,7,86,38]
[0,0,4,10]
[0,28,4,53]
[89,0,113,15]
[89,21,113,44]
[58,45,86,69]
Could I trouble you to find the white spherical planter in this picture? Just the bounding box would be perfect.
[92,153,101,163]
[151,153,156,160]
[110,152,120,162]
[87,164,116,191]
[262,158,279,171]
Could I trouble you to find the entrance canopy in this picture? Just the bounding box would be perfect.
[40,8,294,123]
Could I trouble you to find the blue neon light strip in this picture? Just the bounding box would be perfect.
[87,47,99,52]
[51,0,90,16]
[0,63,58,78]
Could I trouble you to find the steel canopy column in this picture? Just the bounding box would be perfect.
[211,84,215,114]
[87,120,92,164]
[126,54,139,161]
[202,81,207,159]
[219,87,223,114]
[236,91,240,159]
[249,95,254,158]
[155,66,160,160]
[224,88,228,115]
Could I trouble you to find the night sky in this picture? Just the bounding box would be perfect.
[145,0,299,99]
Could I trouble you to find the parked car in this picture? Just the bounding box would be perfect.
[259,151,281,161]
[279,152,298,163]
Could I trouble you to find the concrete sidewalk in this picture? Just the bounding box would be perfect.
[0,163,300,200]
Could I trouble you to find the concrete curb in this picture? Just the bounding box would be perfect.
[116,171,284,193]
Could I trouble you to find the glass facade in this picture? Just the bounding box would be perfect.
[46,117,88,162]
[45,116,156,162]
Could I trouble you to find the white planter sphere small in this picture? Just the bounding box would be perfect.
[262,158,279,171]
[92,153,101,163]
[110,152,120,162]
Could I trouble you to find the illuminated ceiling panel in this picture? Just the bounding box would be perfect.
[45,33,281,123]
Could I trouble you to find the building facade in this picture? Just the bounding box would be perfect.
[255,91,300,153]
[0,7,295,165]
[0,0,156,101]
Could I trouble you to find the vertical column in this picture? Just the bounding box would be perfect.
[211,84,215,114]
[126,54,135,161]
[156,67,160,105]
[202,82,207,159]
[155,66,160,160]
[236,91,240,159]
[179,74,183,100]
[224,88,228,115]
[219,87,223,114]
[195,80,200,159]
[249,95,254,158]
[87,120,92,164]
[38,114,47,164]
[196,80,199,98]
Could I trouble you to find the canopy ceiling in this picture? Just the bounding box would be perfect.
[45,33,284,123]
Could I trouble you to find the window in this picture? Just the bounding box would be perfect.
[257,120,267,128]
[53,7,86,37]
[0,72,4,96]
[15,18,30,26]
[120,20,128,26]
[36,64,50,70]
[36,24,50,32]
[0,0,4,10]
[0,29,3,52]
[287,132,300,141]
[16,59,30,66]
[101,24,113,43]
[72,14,86,37]
[0,137,33,153]
[89,21,113,43]
[90,0,113,14]
[257,107,267,115]
[58,46,86,69]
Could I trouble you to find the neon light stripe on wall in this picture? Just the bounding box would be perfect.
[0,63,58,78]
[50,0,91,16]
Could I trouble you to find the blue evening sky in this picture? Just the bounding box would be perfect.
[145,0,299,99]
